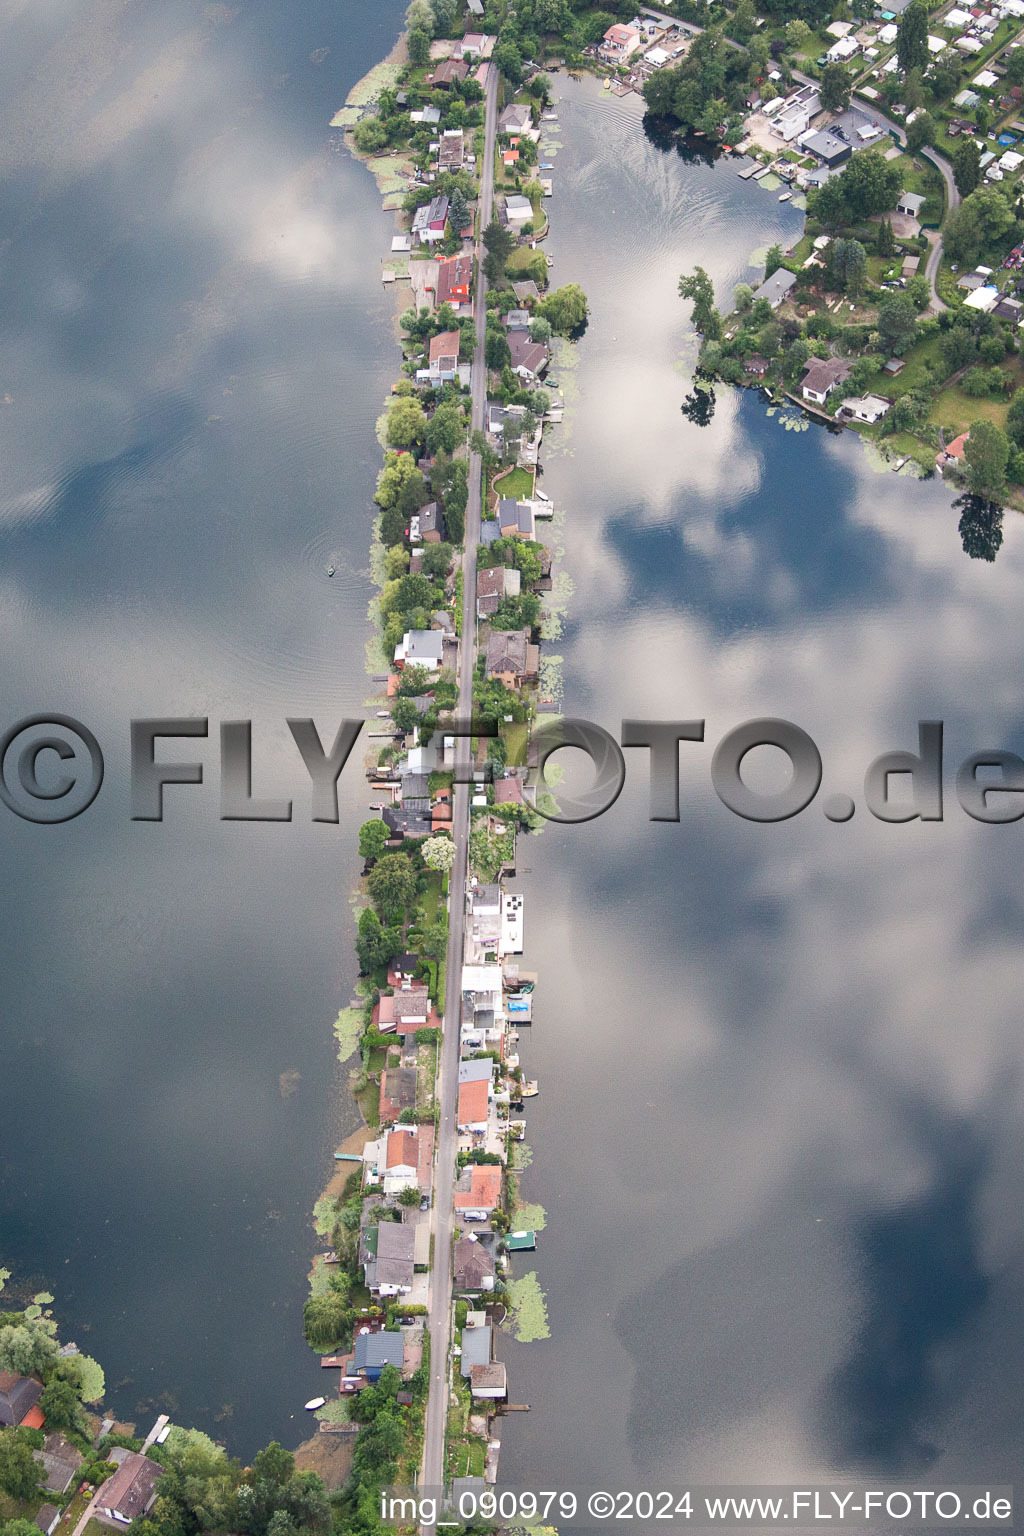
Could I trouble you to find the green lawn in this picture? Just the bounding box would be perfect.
[494,465,535,500]
[928,385,1011,434]
[882,333,945,399]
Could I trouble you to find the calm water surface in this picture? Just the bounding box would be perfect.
[0,0,404,1455]
[499,76,1024,1511]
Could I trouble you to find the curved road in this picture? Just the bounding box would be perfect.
[419,57,499,1534]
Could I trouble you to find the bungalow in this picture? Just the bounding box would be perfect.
[936,430,969,470]
[800,356,852,405]
[751,267,797,309]
[436,253,473,309]
[456,32,494,59]
[973,68,1000,89]
[895,191,925,217]
[512,278,541,304]
[36,1509,61,1536]
[427,58,469,88]
[453,1161,502,1216]
[437,128,465,172]
[453,1234,497,1292]
[369,1221,416,1296]
[411,193,450,245]
[95,1452,164,1528]
[378,984,430,1034]
[504,308,531,330]
[477,563,521,617]
[34,1434,84,1495]
[498,102,533,134]
[457,1076,490,1132]
[378,1124,435,1194]
[958,266,994,291]
[507,332,549,381]
[485,628,538,689]
[839,393,892,423]
[598,22,642,62]
[494,773,525,806]
[743,355,770,378]
[826,34,861,62]
[379,1065,418,1124]
[497,498,535,539]
[800,128,852,167]
[964,285,1000,312]
[0,1371,42,1428]
[394,629,445,670]
[383,802,432,840]
[347,1330,406,1385]
[427,328,462,382]
[994,294,1024,323]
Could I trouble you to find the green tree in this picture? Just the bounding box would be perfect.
[814,150,901,226]
[0,1434,43,1501]
[785,18,811,49]
[1005,387,1024,447]
[421,834,455,873]
[877,217,895,257]
[485,331,511,370]
[38,1379,83,1433]
[367,852,418,923]
[975,102,991,137]
[944,184,1015,266]
[897,0,929,73]
[764,244,785,280]
[678,266,721,339]
[407,26,431,66]
[0,1322,58,1377]
[734,281,754,311]
[302,1293,351,1351]
[952,136,982,198]
[420,919,448,960]
[356,908,401,973]
[964,420,1009,496]
[386,396,427,451]
[876,291,918,356]
[425,401,464,456]
[906,110,935,152]
[528,316,552,342]
[820,63,851,114]
[358,819,389,862]
[353,117,388,154]
[538,282,588,335]
[1005,48,1024,86]
[962,366,990,397]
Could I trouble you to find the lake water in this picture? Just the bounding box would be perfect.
[0,0,404,1455]
[498,76,1024,1508]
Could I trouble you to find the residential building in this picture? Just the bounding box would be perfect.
[437,128,465,173]
[456,33,494,59]
[347,1331,406,1384]
[383,802,432,840]
[497,497,535,539]
[377,985,431,1034]
[800,356,852,405]
[507,331,549,381]
[457,1076,491,1132]
[414,501,445,543]
[750,268,796,308]
[485,628,539,689]
[369,1221,416,1296]
[436,253,472,309]
[598,22,642,62]
[453,1234,497,1291]
[95,1453,164,1528]
[453,1162,503,1216]
[36,1509,60,1536]
[477,564,521,618]
[0,1372,42,1428]
[512,279,540,303]
[839,393,891,424]
[35,1434,84,1495]
[799,128,852,168]
[379,1065,418,1124]
[427,58,469,88]
[459,1321,492,1377]
[498,103,533,134]
[411,194,450,245]
[427,328,461,382]
[394,629,445,670]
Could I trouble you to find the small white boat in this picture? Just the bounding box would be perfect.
[534,488,551,503]
[778,191,792,202]
[304,1397,326,1411]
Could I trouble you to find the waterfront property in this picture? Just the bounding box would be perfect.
[0,1370,42,1427]
[95,1451,164,1528]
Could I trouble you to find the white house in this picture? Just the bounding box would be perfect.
[963,285,1000,312]
[504,193,533,224]
[826,35,860,62]
[973,68,999,88]
[878,21,898,42]
[840,393,891,423]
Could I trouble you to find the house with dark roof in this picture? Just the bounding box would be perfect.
[0,1371,42,1428]
[507,331,549,381]
[477,564,520,618]
[498,103,533,133]
[485,629,538,689]
[800,356,852,405]
[427,58,469,88]
[437,128,465,172]
[411,193,450,246]
[350,1330,406,1382]
[95,1452,164,1528]
[371,1220,416,1296]
[35,1433,84,1495]
[453,1234,497,1292]
[459,1321,492,1377]
[414,501,446,543]
[36,1507,61,1536]
[379,1065,419,1123]
[497,498,535,540]
[383,803,433,841]
[751,268,797,308]
[470,1362,507,1399]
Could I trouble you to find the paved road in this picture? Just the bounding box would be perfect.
[419,59,498,1532]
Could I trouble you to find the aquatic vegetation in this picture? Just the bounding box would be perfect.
[333,1007,363,1064]
[506,1272,550,1343]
